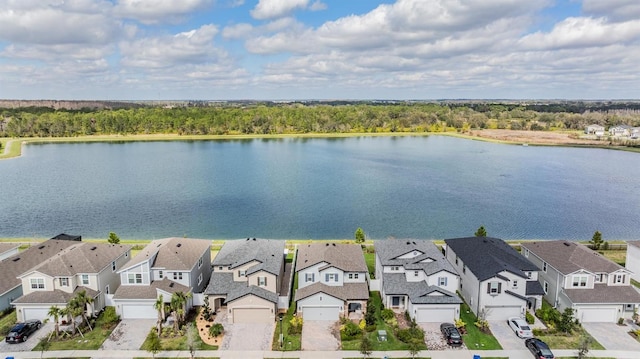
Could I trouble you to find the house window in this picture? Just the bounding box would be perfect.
[348,273,353,279]
[305,273,315,282]
[158,271,163,279]
[30,278,45,290]
[488,281,501,295]
[544,281,549,293]
[198,273,203,285]
[524,249,529,257]
[438,277,447,286]
[81,274,89,285]
[198,256,203,268]
[112,261,116,272]
[60,277,69,287]
[512,280,518,288]
[238,270,246,278]
[128,273,142,284]
[392,266,399,271]
[594,273,604,282]
[543,262,547,272]
[125,252,128,257]
[455,256,458,265]
[462,266,466,274]
[218,266,223,271]
[614,274,626,283]
[527,272,532,279]
[325,273,338,282]
[572,275,588,287]
[414,271,419,277]
[258,276,267,286]
[625,304,635,312]
[174,272,183,280]
[105,285,110,294]
[354,273,359,279]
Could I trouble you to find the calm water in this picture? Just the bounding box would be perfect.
[0,136,639,240]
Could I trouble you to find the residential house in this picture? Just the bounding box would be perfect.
[631,127,640,139]
[12,242,131,322]
[50,233,82,241]
[113,237,211,319]
[295,243,369,321]
[375,239,461,323]
[626,241,640,282]
[609,125,632,137]
[522,241,640,322]
[0,240,77,312]
[0,243,20,261]
[444,237,544,321]
[204,238,285,323]
[584,124,605,136]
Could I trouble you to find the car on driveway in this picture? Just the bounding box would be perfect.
[525,337,554,359]
[440,322,463,346]
[5,319,41,343]
[508,317,533,338]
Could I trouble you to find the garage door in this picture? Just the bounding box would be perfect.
[302,306,340,321]
[23,307,50,321]
[579,307,617,323]
[416,307,455,323]
[484,305,522,320]
[121,304,157,319]
[233,308,272,323]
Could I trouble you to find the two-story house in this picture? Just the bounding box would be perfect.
[113,237,211,319]
[522,240,640,322]
[444,237,544,321]
[584,124,605,136]
[204,238,285,323]
[294,243,369,321]
[12,242,131,322]
[375,239,461,323]
[0,240,77,313]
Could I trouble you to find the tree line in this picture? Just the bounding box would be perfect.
[1,103,639,138]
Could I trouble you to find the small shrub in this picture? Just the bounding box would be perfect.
[359,319,366,330]
[404,310,411,322]
[209,323,224,337]
[525,311,535,324]
[475,319,489,332]
[618,317,624,325]
[289,316,303,335]
[381,309,394,321]
[365,324,376,332]
[341,320,362,340]
[454,318,466,329]
[396,327,424,343]
[364,309,376,326]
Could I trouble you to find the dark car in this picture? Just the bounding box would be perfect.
[525,337,555,359]
[440,322,463,346]
[5,319,41,343]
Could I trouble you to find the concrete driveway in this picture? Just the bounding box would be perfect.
[302,320,339,351]
[489,320,527,350]
[582,322,640,350]
[220,322,274,350]
[0,322,52,352]
[101,319,156,350]
[420,322,467,350]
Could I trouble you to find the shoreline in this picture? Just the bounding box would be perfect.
[2,131,637,161]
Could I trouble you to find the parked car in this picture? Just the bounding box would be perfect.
[5,319,42,343]
[525,338,554,359]
[440,322,463,346]
[508,316,533,338]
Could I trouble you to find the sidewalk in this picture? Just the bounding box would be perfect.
[5,349,640,359]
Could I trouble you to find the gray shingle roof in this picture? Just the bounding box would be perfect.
[205,272,279,304]
[444,237,538,281]
[121,237,210,272]
[294,282,369,302]
[375,239,457,275]
[0,240,77,296]
[296,243,367,272]
[113,278,190,300]
[526,280,545,296]
[29,243,131,277]
[382,273,461,305]
[522,241,623,275]
[564,284,640,304]
[212,238,284,276]
[0,243,19,255]
[226,285,279,304]
[12,286,98,305]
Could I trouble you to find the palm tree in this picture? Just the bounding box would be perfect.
[153,294,164,337]
[170,294,182,334]
[174,291,192,326]
[74,290,94,331]
[47,306,62,338]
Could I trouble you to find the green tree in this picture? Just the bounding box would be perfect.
[74,290,94,331]
[577,334,592,359]
[558,308,576,333]
[108,232,120,244]
[38,337,51,359]
[47,306,62,338]
[355,227,366,244]
[146,330,162,358]
[407,338,422,358]
[359,334,373,358]
[589,231,603,250]
[475,226,487,237]
[186,322,199,359]
[153,294,165,337]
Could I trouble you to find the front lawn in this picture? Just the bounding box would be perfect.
[533,300,604,350]
[459,302,502,350]
[363,251,376,278]
[33,307,119,350]
[140,311,218,351]
[0,309,17,336]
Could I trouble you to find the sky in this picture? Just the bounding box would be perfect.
[0,0,639,100]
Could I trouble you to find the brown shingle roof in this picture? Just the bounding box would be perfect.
[0,243,19,255]
[296,243,367,272]
[12,286,98,305]
[121,237,210,271]
[0,240,77,295]
[113,278,190,300]
[564,284,640,304]
[27,243,131,277]
[294,282,369,302]
[521,241,622,275]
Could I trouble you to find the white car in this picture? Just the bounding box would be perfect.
[507,317,533,338]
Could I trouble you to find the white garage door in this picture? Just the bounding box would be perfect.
[302,306,340,321]
[416,307,456,323]
[121,304,157,319]
[579,307,617,323]
[484,306,522,320]
[23,307,50,321]
[233,308,272,323]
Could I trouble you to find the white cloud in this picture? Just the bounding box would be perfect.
[222,23,254,40]
[251,0,309,20]
[114,0,213,24]
[309,1,327,11]
[582,0,640,22]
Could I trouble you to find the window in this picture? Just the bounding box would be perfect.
[543,262,547,272]
[60,278,69,287]
[305,273,315,282]
[527,272,532,279]
[414,271,419,277]
[198,256,203,268]
[524,249,529,257]
[462,266,466,274]
[198,273,203,285]
[325,273,338,282]
[544,281,549,293]
[594,273,604,283]
[173,272,183,280]
[348,273,353,279]
[391,266,399,271]
[218,266,223,271]
[258,276,267,286]
[614,274,626,283]
[30,278,45,289]
[438,277,447,286]
[487,281,501,295]
[105,285,110,294]
[81,274,89,285]
[625,304,635,312]
[354,273,359,279]
[237,270,246,278]
[512,280,518,289]
[112,261,116,272]
[128,273,143,284]
[158,271,163,279]
[572,275,588,287]
[455,256,458,265]
[125,252,128,257]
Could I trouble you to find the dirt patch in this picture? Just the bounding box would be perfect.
[469,129,602,145]
[195,308,223,346]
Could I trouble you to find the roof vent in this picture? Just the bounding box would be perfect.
[177,243,182,247]
[406,241,410,245]
[326,243,329,246]
[563,242,571,246]
[246,238,250,241]
[413,241,417,245]
[253,238,256,241]
[38,245,45,249]
[169,282,174,287]
[90,246,97,251]
[12,257,20,262]
[332,243,336,246]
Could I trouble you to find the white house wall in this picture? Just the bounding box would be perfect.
[446,247,481,314]
[297,262,328,289]
[247,271,278,293]
[343,271,367,284]
[232,260,260,282]
[426,270,459,293]
[20,273,55,296]
[318,267,344,287]
[627,244,640,282]
[405,269,426,282]
[523,249,563,307]
[120,261,151,285]
[297,292,344,312]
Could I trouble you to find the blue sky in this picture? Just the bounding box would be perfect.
[1,0,639,100]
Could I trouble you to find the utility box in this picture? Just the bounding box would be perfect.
[377,330,387,341]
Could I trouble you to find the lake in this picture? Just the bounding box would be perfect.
[0,136,638,240]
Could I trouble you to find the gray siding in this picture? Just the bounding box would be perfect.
[0,286,22,311]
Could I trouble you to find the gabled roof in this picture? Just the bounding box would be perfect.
[294,282,369,302]
[113,278,190,300]
[212,238,284,276]
[564,283,640,304]
[205,271,280,304]
[381,273,461,305]
[444,237,538,281]
[50,233,82,241]
[0,240,77,296]
[226,285,279,304]
[120,237,210,272]
[25,242,131,277]
[0,243,19,255]
[12,286,98,305]
[526,280,545,296]
[521,241,623,275]
[375,239,457,276]
[296,243,367,273]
